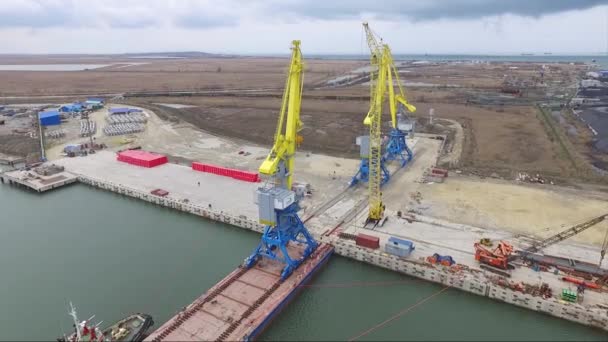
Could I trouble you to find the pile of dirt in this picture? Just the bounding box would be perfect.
[0,135,39,156]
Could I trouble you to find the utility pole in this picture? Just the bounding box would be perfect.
[36,112,46,162]
[81,111,94,149]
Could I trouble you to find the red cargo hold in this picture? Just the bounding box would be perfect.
[192,162,260,183]
[356,233,380,249]
[117,150,168,168]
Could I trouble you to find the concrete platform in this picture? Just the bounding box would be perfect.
[54,151,261,220]
[1,169,78,192]
[340,212,608,308]
[145,243,333,341]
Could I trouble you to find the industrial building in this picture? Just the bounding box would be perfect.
[59,103,84,113]
[109,107,142,115]
[39,111,61,126]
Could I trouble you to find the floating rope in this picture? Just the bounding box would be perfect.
[299,279,414,289]
[348,286,450,341]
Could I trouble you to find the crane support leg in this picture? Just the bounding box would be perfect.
[350,158,390,187]
[245,202,318,280]
[385,128,413,167]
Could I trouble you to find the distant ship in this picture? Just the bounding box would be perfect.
[57,303,154,342]
[521,53,535,56]
[543,52,553,55]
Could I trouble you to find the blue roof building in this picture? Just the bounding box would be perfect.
[86,97,105,104]
[60,103,84,113]
[39,111,61,126]
[109,107,142,115]
[109,107,130,115]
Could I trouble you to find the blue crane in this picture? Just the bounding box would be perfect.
[244,40,318,280]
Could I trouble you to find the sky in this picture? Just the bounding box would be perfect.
[0,0,607,55]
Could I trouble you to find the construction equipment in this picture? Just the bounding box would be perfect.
[244,41,317,280]
[363,22,416,166]
[427,253,455,267]
[350,22,416,187]
[479,238,493,247]
[517,214,607,262]
[474,241,514,270]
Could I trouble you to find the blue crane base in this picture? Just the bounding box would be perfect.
[384,128,413,167]
[350,158,390,187]
[244,202,318,280]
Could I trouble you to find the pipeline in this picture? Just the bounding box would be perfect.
[562,276,600,290]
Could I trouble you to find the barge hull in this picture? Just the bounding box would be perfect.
[145,243,333,341]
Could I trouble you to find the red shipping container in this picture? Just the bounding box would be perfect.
[191,161,261,183]
[431,167,448,177]
[117,150,167,168]
[356,233,380,249]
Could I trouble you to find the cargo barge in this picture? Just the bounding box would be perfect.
[145,243,333,341]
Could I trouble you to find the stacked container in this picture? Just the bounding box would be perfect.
[356,233,380,249]
[117,150,168,168]
[192,162,260,183]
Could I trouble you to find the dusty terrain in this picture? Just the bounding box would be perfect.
[0,55,595,184]
[0,56,363,96]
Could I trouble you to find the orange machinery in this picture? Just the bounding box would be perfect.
[474,241,514,270]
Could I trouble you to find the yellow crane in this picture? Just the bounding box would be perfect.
[245,40,317,280]
[360,22,417,224]
[258,41,304,190]
[363,23,417,165]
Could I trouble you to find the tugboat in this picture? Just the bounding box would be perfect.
[57,303,154,342]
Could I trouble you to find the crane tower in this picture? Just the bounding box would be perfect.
[244,40,317,280]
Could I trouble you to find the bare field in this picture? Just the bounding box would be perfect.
[126,94,574,179]
[0,57,363,96]
[0,56,591,182]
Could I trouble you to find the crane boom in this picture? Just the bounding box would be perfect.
[258,40,303,190]
[366,44,388,222]
[519,214,607,259]
[245,40,317,280]
[362,23,416,129]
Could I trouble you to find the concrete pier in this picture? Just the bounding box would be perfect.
[1,169,78,192]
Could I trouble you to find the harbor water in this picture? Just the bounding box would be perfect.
[0,183,606,341]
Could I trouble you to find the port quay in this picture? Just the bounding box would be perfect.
[3,150,607,340]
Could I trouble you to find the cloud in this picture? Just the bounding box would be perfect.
[269,0,607,21]
[0,0,239,29]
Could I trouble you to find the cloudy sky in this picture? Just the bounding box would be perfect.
[0,0,607,55]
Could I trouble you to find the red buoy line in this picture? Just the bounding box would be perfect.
[348,285,450,341]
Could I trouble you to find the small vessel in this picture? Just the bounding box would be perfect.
[58,303,154,342]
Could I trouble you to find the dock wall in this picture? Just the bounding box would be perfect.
[77,175,265,234]
[323,237,608,331]
[44,174,608,332]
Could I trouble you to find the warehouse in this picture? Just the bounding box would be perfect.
[39,111,61,126]
[59,103,84,113]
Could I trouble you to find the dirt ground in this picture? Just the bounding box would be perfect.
[0,56,363,96]
[0,56,595,185]
[410,175,608,245]
[125,94,574,179]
